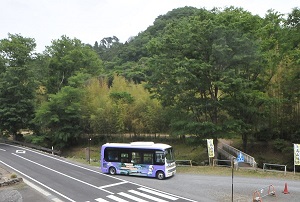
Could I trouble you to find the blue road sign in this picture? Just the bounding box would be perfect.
[237,152,244,162]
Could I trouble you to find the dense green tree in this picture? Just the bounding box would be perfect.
[274,8,300,142]
[34,73,90,148]
[146,7,271,150]
[0,33,36,67]
[45,35,104,94]
[0,34,36,139]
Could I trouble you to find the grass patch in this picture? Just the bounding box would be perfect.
[62,146,100,167]
[176,166,300,180]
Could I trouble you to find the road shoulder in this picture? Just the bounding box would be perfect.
[0,166,51,202]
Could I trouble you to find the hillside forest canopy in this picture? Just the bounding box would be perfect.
[0,6,299,151]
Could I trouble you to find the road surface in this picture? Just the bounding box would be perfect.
[1,143,299,202]
[0,143,195,202]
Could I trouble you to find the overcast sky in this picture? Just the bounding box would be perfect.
[1,0,299,52]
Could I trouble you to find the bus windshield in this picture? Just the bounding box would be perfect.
[165,148,175,163]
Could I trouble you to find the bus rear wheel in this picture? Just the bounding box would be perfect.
[156,171,165,180]
[109,167,116,175]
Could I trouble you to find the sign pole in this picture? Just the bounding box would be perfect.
[231,157,235,202]
[232,158,233,202]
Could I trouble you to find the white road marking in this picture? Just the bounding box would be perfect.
[128,190,168,202]
[138,187,178,200]
[118,192,149,202]
[24,179,64,202]
[52,199,64,202]
[95,198,110,202]
[0,148,6,151]
[12,153,114,194]
[23,178,51,196]
[16,150,26,154]
[99,181,127,189]
[107,195,129,202]
[0,160,75,202]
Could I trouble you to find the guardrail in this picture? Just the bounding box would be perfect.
[220,143,257,168]
[213,159,232,167]
[218,146,235,160]
[176,160,192,167]
[263,163,287,175]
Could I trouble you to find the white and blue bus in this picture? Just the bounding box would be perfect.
[100,142,176,180]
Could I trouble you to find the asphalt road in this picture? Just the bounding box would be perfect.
[1,143,299,202]
[0,143,195,202]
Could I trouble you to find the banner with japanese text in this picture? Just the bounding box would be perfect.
[294,144,300,165]
[207,139,215,158]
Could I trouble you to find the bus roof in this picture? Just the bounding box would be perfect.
[102,142,172,150]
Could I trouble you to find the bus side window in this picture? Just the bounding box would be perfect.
[143,153,153,164]
[131,152,141,164]
[121,152,129,163]
[108,151,118,161]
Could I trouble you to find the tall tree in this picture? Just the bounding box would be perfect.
[45,35,103,94]
[0,34,36,139]
[146,7,268,149]
[276,8,300,142]
[34,73,90,149]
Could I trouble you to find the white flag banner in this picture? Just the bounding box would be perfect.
[294,144,300,166]
[207,139,215,158]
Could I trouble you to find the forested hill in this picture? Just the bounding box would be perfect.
[92,6,300,148]
[0,7,299,151]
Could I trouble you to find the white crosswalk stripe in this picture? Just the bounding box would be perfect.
[107,195,129,202]
[118,192,149,202]
[93,187,180,202]
[94,198,109,202]
[138,187,178,200]
[128,190,169,202]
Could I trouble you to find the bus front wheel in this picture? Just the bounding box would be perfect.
[109,167,116,175]
[156,171,165,180]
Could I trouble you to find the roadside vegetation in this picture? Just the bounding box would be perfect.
[0,7,299,173]
[61,136,300,178]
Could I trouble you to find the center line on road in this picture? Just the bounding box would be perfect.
[12,153,114,194]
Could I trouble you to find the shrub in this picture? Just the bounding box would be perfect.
[10,173,17,179]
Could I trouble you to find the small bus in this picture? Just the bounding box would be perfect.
[100,142,176,180]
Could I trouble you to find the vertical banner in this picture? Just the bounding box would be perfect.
[207,139,215,158]
[294,144,300,165]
